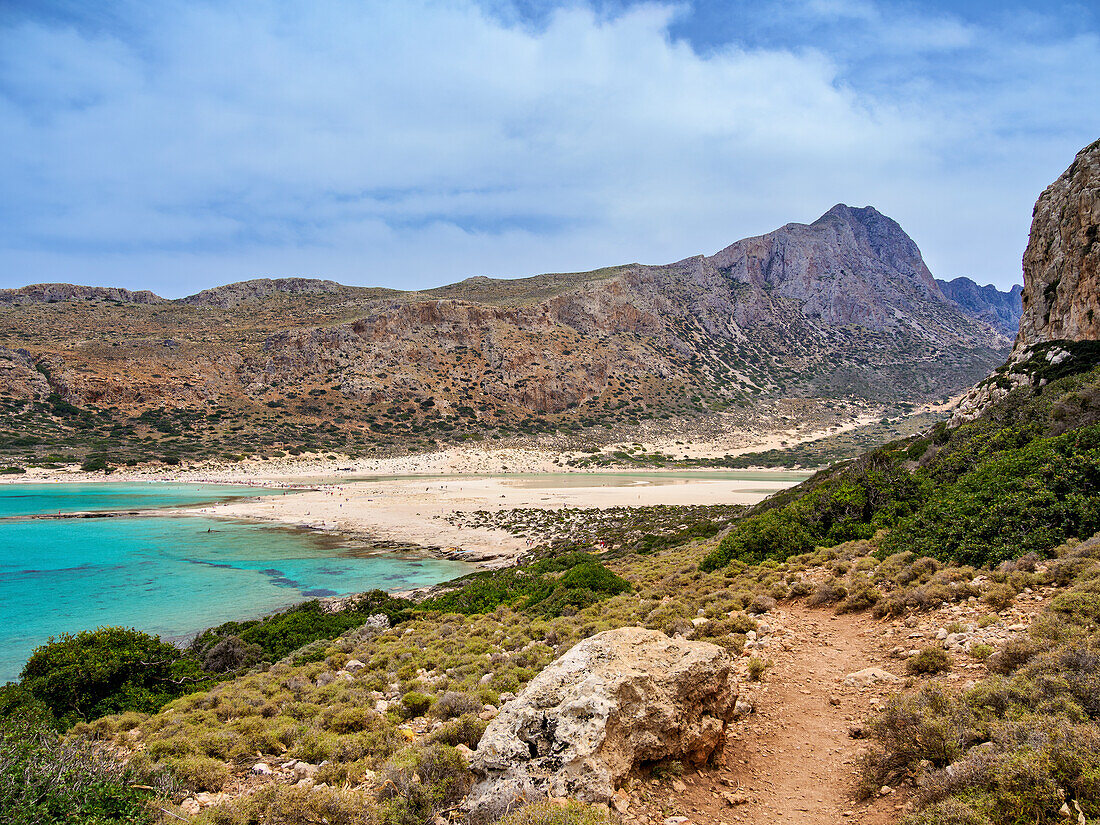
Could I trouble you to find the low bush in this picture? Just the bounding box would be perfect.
[0,711,156,825]
[377,743,470,825]
[496,801,614,825]
[429,714,487,748]
[192,784,372,825]
[907,647,951,676]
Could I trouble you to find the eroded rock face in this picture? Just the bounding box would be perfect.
[466,627,738,823]
[1017,138,1100,349]
[953,138,1100,423]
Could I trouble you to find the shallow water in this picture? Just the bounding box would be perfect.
[0,481,290,517]
[0,484,470,682]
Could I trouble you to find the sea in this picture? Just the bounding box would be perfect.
[0,483,471,682]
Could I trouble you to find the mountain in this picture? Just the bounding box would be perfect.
[0,204,1010,464]
[935,277,1022,337]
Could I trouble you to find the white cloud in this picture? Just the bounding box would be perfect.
[0,0,1097,295]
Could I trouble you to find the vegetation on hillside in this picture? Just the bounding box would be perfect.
[2,342,1098,825]
[703,343,1100,572]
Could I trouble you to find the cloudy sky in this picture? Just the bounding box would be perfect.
[1,0,1097,296]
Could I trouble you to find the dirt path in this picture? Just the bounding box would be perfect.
[627,604,909,825]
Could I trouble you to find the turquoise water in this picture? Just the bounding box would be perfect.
[0,482,289,517]
[0,485,471,682]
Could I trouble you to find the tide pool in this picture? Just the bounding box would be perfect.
[0,485,471,682]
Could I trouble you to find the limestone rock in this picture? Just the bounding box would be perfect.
[844,667,902,686]
[1017,138,1100,349]
[953,138,1100,424]
[466,627,737,822]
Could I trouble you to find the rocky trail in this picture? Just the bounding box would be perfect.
[623,605,908,825]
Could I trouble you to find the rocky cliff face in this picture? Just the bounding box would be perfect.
[953,138,1100,423]
[1017,138,1100,349]
[936,277,1023,338]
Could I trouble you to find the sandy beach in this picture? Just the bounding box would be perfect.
[185,472,806,568]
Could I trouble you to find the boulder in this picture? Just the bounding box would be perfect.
[466,627,738,822]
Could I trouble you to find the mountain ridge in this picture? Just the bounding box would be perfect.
[0,204,1010,464]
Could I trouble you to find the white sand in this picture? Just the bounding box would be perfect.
[188,473,804,568]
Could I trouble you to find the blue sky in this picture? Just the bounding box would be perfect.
[1,0,1097,296]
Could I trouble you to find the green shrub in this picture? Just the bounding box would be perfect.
[430,714,487,748]
[401,691,431,718]
[907,647,951,675]
[164,755,229,792]
[0,711,156,825]
[702,509,814,569]
[747,656,769,681]
[496,801,614,825]
[430,691,483,720]
[969,644,994,660]
[377,743,470,825]
[192,784,372,825]
[20,627,207,726]
[982,584,1016,611]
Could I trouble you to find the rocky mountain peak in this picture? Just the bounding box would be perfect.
[1017,138,1100,350]
[936,277,1023,338]
[705,204,951,331]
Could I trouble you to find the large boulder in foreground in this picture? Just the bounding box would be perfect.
[466,627,738,822]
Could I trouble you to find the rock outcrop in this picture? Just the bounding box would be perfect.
[466,627,738,822]
[0,283,164,305]
[1017,138,1100,350]
[936,277,1023,338]
[182,278,352,308]
[953,138,1100,423]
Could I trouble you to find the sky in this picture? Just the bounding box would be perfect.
[1,0,1098,297]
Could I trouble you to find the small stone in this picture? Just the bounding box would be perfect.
[845,667,902,686]
[829,696,841,706]
[611,790,631,813]
[293,761,318,779]
[664,817,691,825]
[671,779,688,793]
[180,798,201,816]
[879,785,894,796]
[724,792,750,806]
[344,659,365,672]
[251,762,272,776]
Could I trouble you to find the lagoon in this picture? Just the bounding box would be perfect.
[0,483,471,682]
